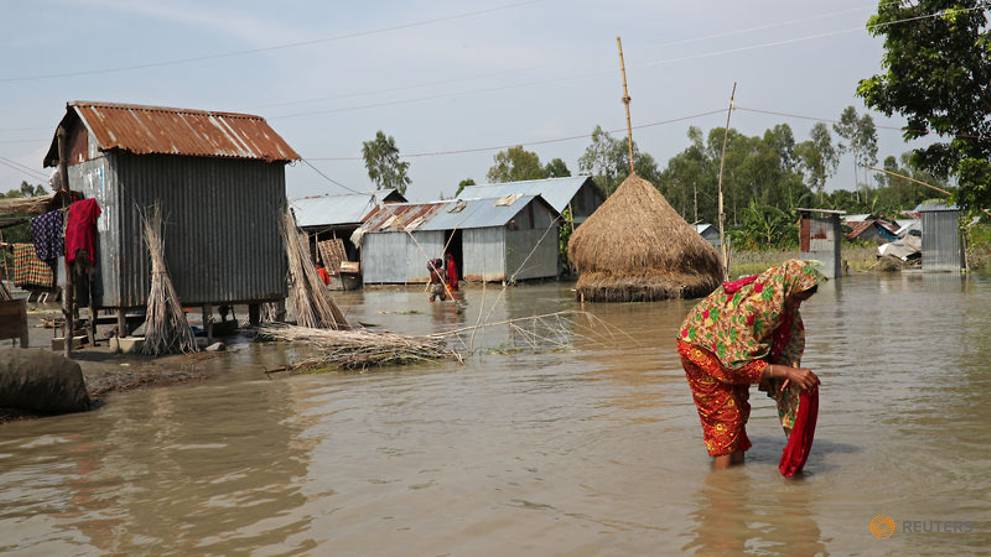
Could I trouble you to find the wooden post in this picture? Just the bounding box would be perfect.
[693,181,699,224]
[116,307,127,338]
[616,36,636,175]
[203,304,213,345]
[248,303,260,327]
[716,82,737,281]
[57,126,74,358]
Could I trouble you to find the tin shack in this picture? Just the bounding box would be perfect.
[358,195,560,284]
[797,208,844,278]
[42,100,299,322]
[916,202,962,272]
[456,176,603,225]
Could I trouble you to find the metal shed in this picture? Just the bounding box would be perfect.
[455,176,603,225]
[290,189,406,262]
[916,202,962,272]
[42,100,299,313]
[797,208,844,279]
[359,195,560,284]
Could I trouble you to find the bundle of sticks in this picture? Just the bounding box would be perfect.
[140,204,197,355]
[259,324,460,370]
[280,209,348,329]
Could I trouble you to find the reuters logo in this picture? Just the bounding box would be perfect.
[869,515,897,539]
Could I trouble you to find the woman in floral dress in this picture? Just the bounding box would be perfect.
[677,259,821,470]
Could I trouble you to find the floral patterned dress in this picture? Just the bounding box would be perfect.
[677,260,819,457]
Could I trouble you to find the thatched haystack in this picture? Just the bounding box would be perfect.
[567,175,723,302]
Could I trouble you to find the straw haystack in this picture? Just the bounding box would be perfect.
[567,175,723,302]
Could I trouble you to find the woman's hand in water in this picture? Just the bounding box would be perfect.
[766,364,820,391]
[782,367,820,391]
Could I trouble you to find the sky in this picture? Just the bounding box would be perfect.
[0,0,933,202]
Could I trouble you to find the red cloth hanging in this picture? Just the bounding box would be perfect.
[779,387,819,477]
[65,198,101,265]
[446,254,459,291]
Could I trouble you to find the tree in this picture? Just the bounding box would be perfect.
[361,131,411,195]
[578,126,661,195]
[543,158,571,178]
[858,1,990,210]
[455,178,475,196]
[486,145,546,183]
[833,106,878,190]
[796,123,840,197]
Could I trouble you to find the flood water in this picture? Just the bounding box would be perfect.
[1,274,989,556]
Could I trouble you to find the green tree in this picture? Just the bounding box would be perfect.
[361,131,411,195]
[486,145,546,183]
[543,158,571,178]
[796,123,840,198]
[858,0,990,211]
[455,178,475,196]
[833,106,878,190]
[578,126,661,196]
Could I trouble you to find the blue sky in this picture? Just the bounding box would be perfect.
[1,0,929,202]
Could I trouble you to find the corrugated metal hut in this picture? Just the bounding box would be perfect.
[42,100,299,316]
[291,189,406,262]
[797,208,844,279]
[916,202,962,272]
[359,195,560,284]
[694,223,721,248]
[455,176,603,225]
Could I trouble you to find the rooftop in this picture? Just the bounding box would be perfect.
[362,194,556,233]
[291,189,403,228]
[44,100,300,166]
[455,176,595,213]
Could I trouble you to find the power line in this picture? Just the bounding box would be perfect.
[305,108,727,161]
[299,159,366,195]
[0,0,546,83]
[0,157,49,182]
[249,0,888,113]
[736,106,987,140]
[0,155,48,179]
[266,4,983,122]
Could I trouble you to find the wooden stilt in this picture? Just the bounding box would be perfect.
[117,307,127,337]
[203,304,213,344]
[615,36,636,176]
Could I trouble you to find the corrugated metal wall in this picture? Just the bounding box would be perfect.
[110,153,287,307]
[68,156,118,307]
[505,227,558,281]
[361,230,445,283]
[462,227,506,282]
[800,215,841,278]
[922,211,961,272]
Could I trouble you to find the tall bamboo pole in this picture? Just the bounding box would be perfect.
[57,126,74,358]
[716,82,737,280]
[616,36,635,175]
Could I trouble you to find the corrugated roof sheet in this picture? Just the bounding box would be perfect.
[291,190,399,228]
[45,101,299,165]
[362,195,547,233]
[455,176,592,213]
[914,202,959,212]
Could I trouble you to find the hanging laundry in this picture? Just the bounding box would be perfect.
[65,198,101,265]
[30,209,63,262]
[13,243,54,288]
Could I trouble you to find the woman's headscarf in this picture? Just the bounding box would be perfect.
[678,259,819,369]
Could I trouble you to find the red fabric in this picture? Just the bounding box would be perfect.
[771,307,795,357]
[65,198,101,265]
[446,254,458,291]
[721,274,758,294]
[317,267,331,285]
[779,387,819,477]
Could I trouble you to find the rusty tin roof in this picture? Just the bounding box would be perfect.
[44,101,300,166]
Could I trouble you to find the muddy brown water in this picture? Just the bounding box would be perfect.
[0,274,989,556]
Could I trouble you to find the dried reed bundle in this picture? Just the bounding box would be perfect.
[0,195,52,217]
[259,324,459,370]
[567,175,723,302]
[140,205,197,355]
[280,210,348,329]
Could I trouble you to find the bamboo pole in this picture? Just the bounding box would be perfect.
[616,36,635,175]
[57,126,74,358]
[716,82,737,281]
[864,165,952,197]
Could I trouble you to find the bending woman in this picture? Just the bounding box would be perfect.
[677,259,821,470]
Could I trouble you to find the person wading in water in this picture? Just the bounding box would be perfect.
[677,260,821,471]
